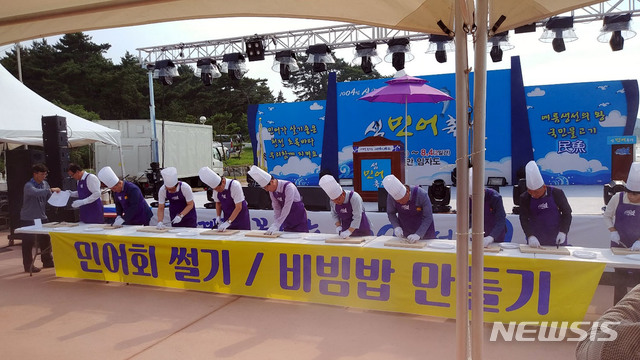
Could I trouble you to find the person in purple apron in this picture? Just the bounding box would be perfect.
[605,162,640,249]
[319,174,372,238]
[467,168,506,247]
[519,161,572,247]
[98,166,152,226]
[67,163,104,224]
[199,166,250,231]
[382,174,435,243]
[248,165,308,234]
[155,167,197,228]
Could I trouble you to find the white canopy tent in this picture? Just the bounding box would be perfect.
[0,64,121,148]
[0,1,604,359]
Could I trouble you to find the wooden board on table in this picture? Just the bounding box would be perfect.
[200,229,241,236]
[43,222,80,228]
[326,236,372,244]
[244,230,281,238]
[483,245,502,253]
[90,224,123,230]
[384,237,427,248]
[611,247,639,256]
[519,244,570,255]
[136,226,170,233]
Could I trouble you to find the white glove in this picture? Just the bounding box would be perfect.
[71,199,85,208]
[336,226,343,234]
[266,224,279,235]
[528,236,540,248]
[556,232,567,245]
[218,221,231,231]
[113,216,125,226]
[171,214,183,224]
[339,229,352,239]
[215,216,222,227]
[610,231,621,244]
[156,222,166,230]
[632,240,640,251]
[483,236,494,248]
[407,234,420,243]
[394,227,404,238]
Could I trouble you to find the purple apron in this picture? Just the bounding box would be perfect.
[335,190,372,236]
[273,181,308,232]
[166,182,197,228]
[396,186,435,239]
[613,192,640,248]
[115,181,152,226]
[528,187,567,246]
[77,175,104,224]
[217,179,251,230]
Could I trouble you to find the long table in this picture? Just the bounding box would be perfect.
[17,224,639,322]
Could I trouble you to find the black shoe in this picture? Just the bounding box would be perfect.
[42,262,54,269]
[25,266,41,273]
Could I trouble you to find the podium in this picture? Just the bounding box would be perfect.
[352,136,404,202]
[608,136,636,181]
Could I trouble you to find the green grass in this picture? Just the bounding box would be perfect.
[224,145,254,167]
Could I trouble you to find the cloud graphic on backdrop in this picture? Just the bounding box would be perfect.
[310,103,324,110]
[338,145,354,177]
[485,157,512,180]
[599,110,626,127]
[538,152,608,173]
[527,88,545,97]
[259,126,273,141]
[272,156,320,176]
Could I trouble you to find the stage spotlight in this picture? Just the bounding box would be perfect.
[152,60,179,86]
[598,14,636,51]
[221,53,247,80]
[488,31,514,63]
[428,179,451,213]
[385,38,413,71]
[352,42,381,74]
[245,37,265,61]
[603,180,627,207]
[195,58,221,86]
[306,44,334,73]
[426,34,454,64]
[486,176,507,192]
[539,16,577,53]
[272,50,299,81]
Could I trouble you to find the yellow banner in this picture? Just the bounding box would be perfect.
[50,233,604,322]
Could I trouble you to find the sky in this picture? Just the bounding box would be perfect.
[2,16,640,104]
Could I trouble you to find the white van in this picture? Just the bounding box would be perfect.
[212,141,228,175]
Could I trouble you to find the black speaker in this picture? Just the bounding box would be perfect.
[298,186,330,211]
[242,186,272,210]
[6,148,45,238]
[377,187,388,212]
[42,115,70,189]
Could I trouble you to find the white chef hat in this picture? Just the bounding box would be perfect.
[97,166,119,188]
[382,174,407,201]
[161,167,178,187]
[198,166,221,188]
[248,165,272,187]
[626,162,640,192]
[525,160,544,190]
[319,174,343,200]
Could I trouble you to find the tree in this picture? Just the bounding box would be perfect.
[283,54,382,102]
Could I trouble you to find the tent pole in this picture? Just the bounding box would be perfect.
[404,96,408,182]
[454,0,470,359]
[148,69,159,164]
[472,0,489,358]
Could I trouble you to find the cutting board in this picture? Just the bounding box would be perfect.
[136,226,170,233]
[44,222,80,228]
[483,245,501,253]
[519,244,571,255]
[200,229,241,236]
[90,224,123,230]
[244,230,281,238]
[325,236,373,244]
[384,237,428,249]
[611,247,640,256]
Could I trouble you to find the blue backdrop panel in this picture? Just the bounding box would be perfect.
[524,80,638,185]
